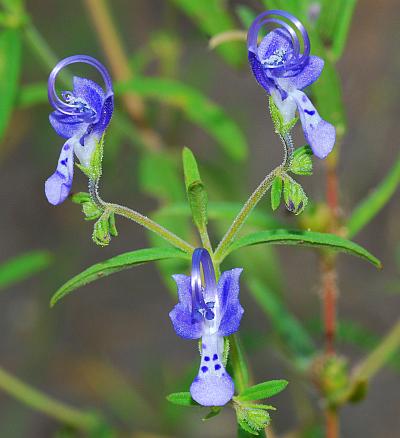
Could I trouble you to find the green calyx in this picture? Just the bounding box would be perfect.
[76,134,105,181]
[269,96,298,136]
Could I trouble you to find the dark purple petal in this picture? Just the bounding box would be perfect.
[248,51,274,93]
[49,111,87,139]
[169,274,203,339]
[45,140,74,205]
[169,303,202,340]
[73,76,105,118]
[247,11,310,74]
[48,55,113,119]
[92,94,114,135]
[291,90,335,159]
[217,268,244,336]
[284,55,324,90]
[172,274,192,309]
[219,303,244,337]
[217,268,243,309]
[258,29,293,63]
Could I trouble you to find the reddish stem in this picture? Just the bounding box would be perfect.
[321,260,337,355]
[326,409,339,438]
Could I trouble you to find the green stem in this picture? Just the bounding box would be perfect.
[88,178,194,254]
[0,366,101,431]
[198,223,213,255]
[23,20,58,67]
[229,334,250,393]
[214,133,293,263]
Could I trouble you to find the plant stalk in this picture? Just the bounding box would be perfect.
[0,366,101,431]
[88,178,194,254]
[83,0,162,150]
[214,133,293,263]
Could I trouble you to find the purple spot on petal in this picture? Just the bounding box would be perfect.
[204,356,210,362]
[215,364,221,371]
[201,366,208,373]
[213,354,218,361]
[304,109,315,115]
[202,344,206,349]
[302,96,307,103]
[63,144,70,151]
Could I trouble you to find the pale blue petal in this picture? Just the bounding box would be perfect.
[45,140,74,205]
[291,90,335,159]
[190,334,234,406]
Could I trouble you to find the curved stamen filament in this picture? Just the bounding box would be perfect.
[247,10,310,72]
[48,55,113,120]
[191,248,218,322]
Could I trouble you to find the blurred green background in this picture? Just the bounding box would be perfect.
[0,0,399,437]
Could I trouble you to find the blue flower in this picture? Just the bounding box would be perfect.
[169,248,244,406]
[45,55,114,205]
[247,10,335,159]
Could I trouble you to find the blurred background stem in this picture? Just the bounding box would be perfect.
[0,366,101,431]
[83,0,163,151]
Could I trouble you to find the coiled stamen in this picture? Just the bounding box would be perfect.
[191,248,218,323]
[247,10,310,74]
[48,55,113,122]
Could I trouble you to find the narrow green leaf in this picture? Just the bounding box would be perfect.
[262,0,300,17]
[182,146,201,187]
[138,150,184,202]
[347,151,400,238]
[50,247,189,306]
[182,147,208,230]
[270,177,282,211]
[170,0,244,67]
[166,392,199,407]
[237,380,288,402]
[247,278,315,361]
[115,77,247,161]
[0,27,21,141]
[235,5,257,28]
[0,251,52,290]
[332,0,358,60]
[225,229,381,268]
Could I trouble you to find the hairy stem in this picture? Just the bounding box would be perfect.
[214,133,293,263]
[0,366,101,431]
[88,178,194,254]
[83,0,162,151]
